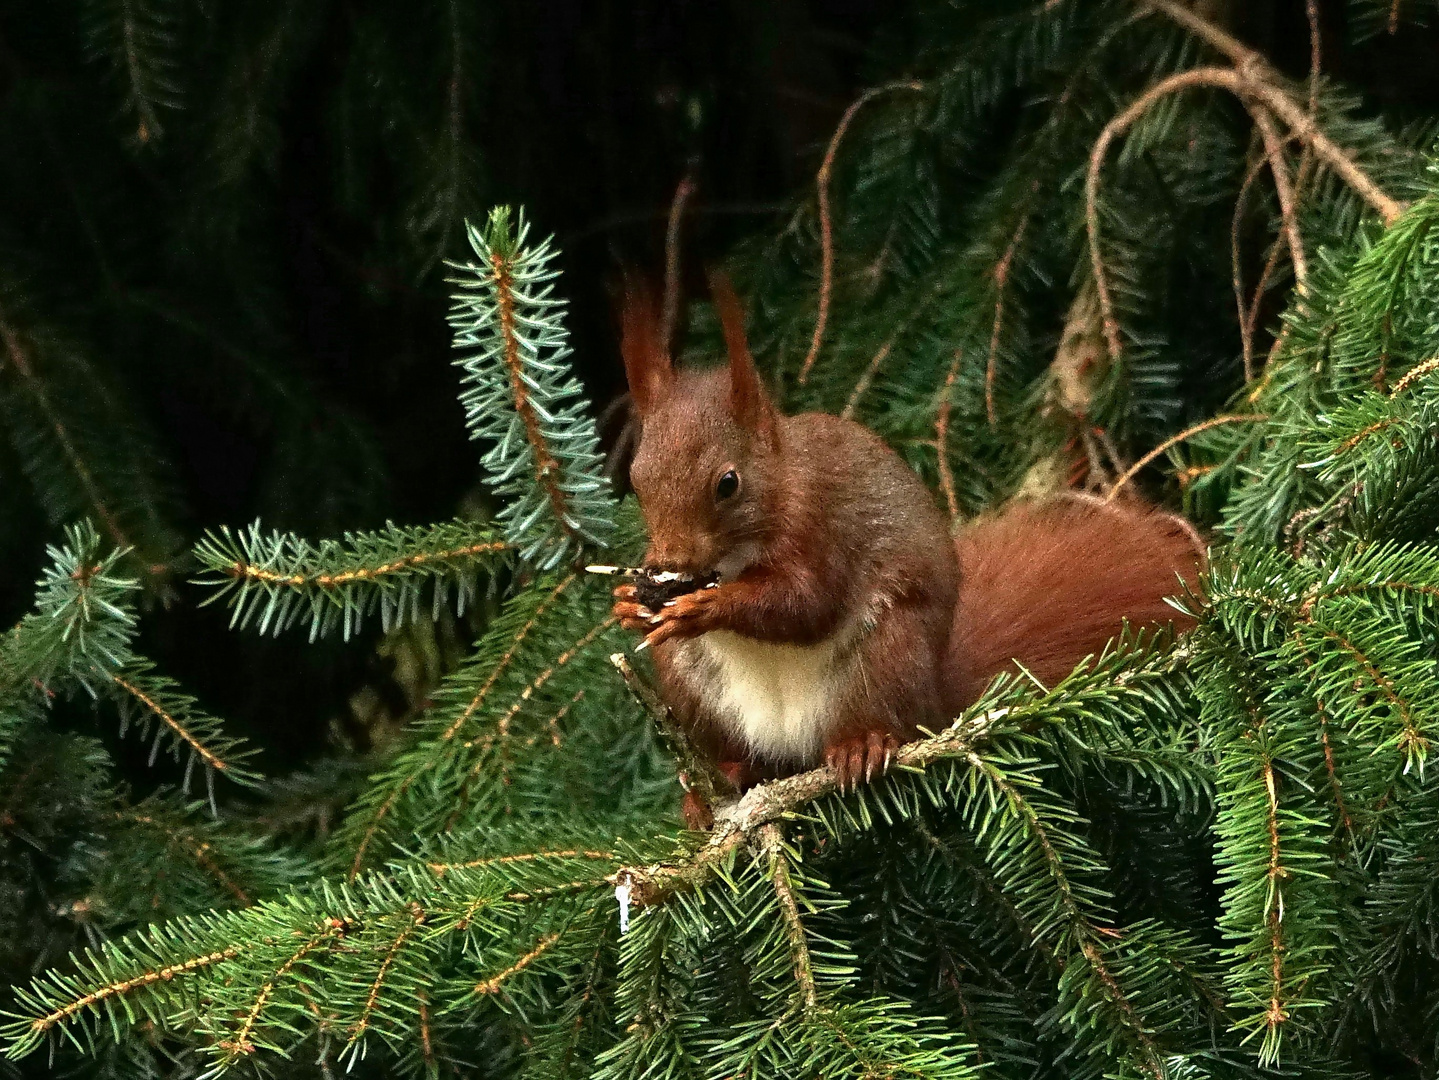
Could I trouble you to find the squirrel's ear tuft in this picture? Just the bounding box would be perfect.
[708,270,774,437]
[619,275,672,418]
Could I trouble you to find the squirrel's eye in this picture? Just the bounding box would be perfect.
[715,470,740,501]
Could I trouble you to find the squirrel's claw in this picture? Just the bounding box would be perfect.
[635,587,720,649]
[612,594,656,633]
[825,730,898,793]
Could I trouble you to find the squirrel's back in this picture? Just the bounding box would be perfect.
[946,497,1204,710]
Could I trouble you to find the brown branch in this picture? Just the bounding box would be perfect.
[759,824,817,1011]
[661,174,696,353]
[1088,68,1246,362]
[840,339,893,419]
[609,707,1005,909]
[1232,150,1271,382]
[1103,413,1268,503]
[987,213,1030,427]
[935,349,963,527]
[1139,0,1403,224]
[1251,106,1309,297]
[798,80,925,384]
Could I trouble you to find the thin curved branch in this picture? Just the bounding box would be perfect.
[798,80,925,385]
[1103,413,1268,503]
[1251,106,1309,296]
[1138,0,1403,223]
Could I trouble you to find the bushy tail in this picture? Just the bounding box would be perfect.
[947,496,1204,708]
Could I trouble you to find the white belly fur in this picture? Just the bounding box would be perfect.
[693,629,846,764]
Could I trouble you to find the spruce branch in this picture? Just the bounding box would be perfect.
[758,823,818,1013]
[0,316,143,563]
[610,707,1008,910]
[193,518,511,641]
[81,0,181,145]
[109,663,262,793]
[447,206,615,567]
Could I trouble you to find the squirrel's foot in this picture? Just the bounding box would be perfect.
[681,788,714,831]
[716,759,755,793]
[824,730,898,793]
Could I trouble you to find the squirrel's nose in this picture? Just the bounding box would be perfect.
[644,540,708,575]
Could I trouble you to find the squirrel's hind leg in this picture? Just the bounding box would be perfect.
[823,598,948,791]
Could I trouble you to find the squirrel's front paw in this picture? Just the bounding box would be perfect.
[612,583,658,634]
[824,730,898,792]
[638,587,720,650]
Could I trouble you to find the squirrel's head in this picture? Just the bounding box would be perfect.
[620,273,779,580]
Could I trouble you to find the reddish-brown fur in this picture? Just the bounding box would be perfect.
[614,276,1204,813]
[948,498,1202,708]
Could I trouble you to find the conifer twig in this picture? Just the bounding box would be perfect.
[1103,413,1268,503]
[758,824,818,1011]
[0,315,134,556]
[798,80,924,385]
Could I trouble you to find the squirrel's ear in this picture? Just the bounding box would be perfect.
[620,276,672,418]
[708,271,774,436]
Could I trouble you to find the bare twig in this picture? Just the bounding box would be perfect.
[1103,414,1268,503]
[935,349,963,528]
[1232,150,1270,381]
[1088,68,1243,362]
[1251,106,1309,296]
[661,174,696,353]
[840,339,893,419]
[798,80,925,385]
[1138,0,1403,223]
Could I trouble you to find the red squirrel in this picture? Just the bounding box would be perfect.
[611,275,1204,807]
